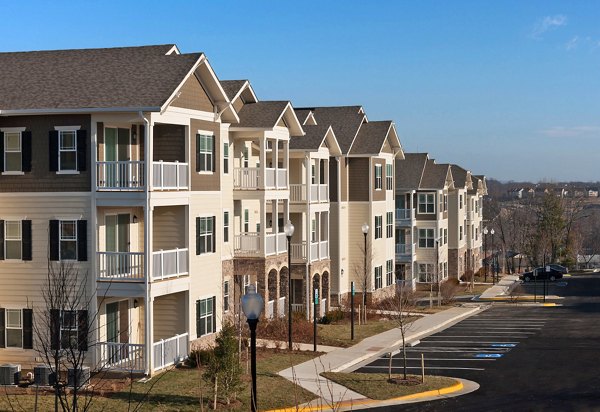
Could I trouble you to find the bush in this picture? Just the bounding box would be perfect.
[440,278,460,304]
[319,309,345,324]
[460,270,474,283]
[187,347,214,368]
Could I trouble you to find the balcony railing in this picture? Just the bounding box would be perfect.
[395,209,412,221]
[234,232,261,256]
[234,167,260,190]
[310,184,328,203]
[292,303,304,313]
[97,252,145,281]
[466,211,474,221]
[395,243,413,255]
[97,161,144,190]
[153,333,188,372]
[98,341,145,372]
[153,161,188,190]
[291,241,307,262]
[309,240,329,262]
[277,168,288,188]
[152,248,188,280]
[277,233,287,253]
[290,184,306,202]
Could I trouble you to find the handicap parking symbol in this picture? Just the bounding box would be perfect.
[475,353,503,358]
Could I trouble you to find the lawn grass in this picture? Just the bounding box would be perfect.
[321,372,458,400]
[315,319,402,348]
[0,349,320,411]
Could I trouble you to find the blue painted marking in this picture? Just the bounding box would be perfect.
[475,353,503,358]
[491,343,516,348]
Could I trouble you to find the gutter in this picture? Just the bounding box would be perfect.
[0,107,160,116]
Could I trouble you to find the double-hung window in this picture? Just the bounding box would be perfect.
[418,228,434,248]
[459,226,463,240]
[244,209,249,233]
[386,164,393,190]
[375,165,382,190]
[375,216,383,239]
[459,194,463,209]
[444,228,448,244]
[5,309,22,348]
[4,131,22,173]
[60,310,78,349]
[418,263,435,283]
[223,142,229,174]
[374,266,383,289]
[223,211,229,243]
[196,297,215,337]
[386,212,393,238]
[418,193,435,214]
[196,134,214,172]
[243,147,249,168]
[223,281,229,312]
[49,220,86,262]
[4,221,22,260]
[60,220,77,261]
[311,219,317,243]
[386,259,393,286]
[196,216,215,254]
[59,130,77,171]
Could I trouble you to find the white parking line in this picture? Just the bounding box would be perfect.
[406,348,511,353]
[363,365,486,371]
[418,340,519,344]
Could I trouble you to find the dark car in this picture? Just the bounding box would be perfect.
[549,264,568,274]
[520,267,563,282]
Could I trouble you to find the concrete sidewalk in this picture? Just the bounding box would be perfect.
[277,304,485,406]
[478,274,520,299]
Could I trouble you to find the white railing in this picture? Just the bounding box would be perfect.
[265,168,276,188]
[267,300,275,319]
[278,297,286,318]
[98,342,145,372]
[395,243,414,255]
[153,161,188,190]
[153,333,188,372]
[292,303,304,313]
[319,184,328,202]
[319,241,329,259]
[277,233,287,254]
[152,248,188,280]
[277,168,287,188]
[265,234,277,255]
[310,242,319,262]
[97,161,144,190]
[234,233,260,256]
[289,184,306,202]
[97,252,145,281]
[310,184,318,201]
[234,167,260,190]
[291,242,307,262]
[320,299,327,317]
[310,184,329,202]
[395,209,412,220]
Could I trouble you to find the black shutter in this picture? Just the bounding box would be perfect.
[49,220,59,261]
[0,308,4,348]
[212,216,216,253]
[195,134,200,172]
[195,300,201,337]
[0,220,4,261]
[212,296,216,333]
[23,309,33,349]
[49,131,59,172]
[77,130,87,171]
[22,220,32,261]
[0,131,4,172]
[77,310,88,351]
[211,136,216,172]
[50,309,60,351]
[77,220,87,261]
[196,217,201,255]
[22,131,32,172]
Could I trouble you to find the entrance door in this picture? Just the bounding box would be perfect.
[106,214,130,276]
[105,127,130,187]
[106,302,120,363]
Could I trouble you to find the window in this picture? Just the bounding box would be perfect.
[311,164,316,184]
[444,228,448,245]
[418,263,435,282]
[459,194,463,209]
[386,212,393,238]
[59,130,77,171]
[49,220,86,262]
[196,297,215,337]
[375,215,383,239]
[475,227,479,241]
[223,211,229,243]
[459,226,463,241]
[244,209,249,233]
[386,164,393,190]
[475,200,478,214]
[5,309,22,348]
[418,193,435,214]
[60,220,77,261]
[196,217,215,254]
[243,275,250,295]
[48,309,86,351]
[60,310,78,349]
[223,281,229,312]
[375,165,382,190]
[4,221,22,260]
[439,228,443,244]
[444,262,448,277]
[311,219,317,243]
[223,142,229,174]
[4,131,21,172]
[196,134,214,172]
[374,266,383,289]
[386,260,394,286]
[243,147,249,168]
[444,194,448,211]
[418,228,434,248]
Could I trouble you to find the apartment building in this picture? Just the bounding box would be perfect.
[447,165,471,279]
[394,154,453,289]
[467,175,487,274]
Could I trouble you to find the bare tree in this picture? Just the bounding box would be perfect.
[353,235,372,323]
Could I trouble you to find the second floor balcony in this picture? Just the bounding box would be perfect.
[289,184,329,203]
[97,248,189,282]
[395,208,413,226]
[395,242,415,262]
[234,232,288,257]
[290,240,329,263]
[96,161,189,191]
[233,167,287,190]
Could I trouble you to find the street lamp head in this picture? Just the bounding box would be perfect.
[362,223,370,235]
[242,284,264,320]
[284,220,295,237]
[483,227,488,235]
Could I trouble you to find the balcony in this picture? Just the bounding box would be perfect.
[152,248,189,281]
[310,240,329,262]
[98,341,145,373]
[97,252,145,281]
[466,211,474,221]
[395,209,413,226]
[153,161,189,190]
[289,184,329,203]
[234,232,289,257]
[290,184,306,203]
[234,167,287,190]
[310,184,328,203]
[395,242,415,262]
[153,333,189,372]
[291,241,307,262]
[97,161,144,190]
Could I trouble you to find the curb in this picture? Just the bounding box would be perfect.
[392,380,463,401]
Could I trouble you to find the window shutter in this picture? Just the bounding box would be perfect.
[22,131,32,172]
[77,130,87,172]
[212,296,216,332]
[49,131,59,172]
[212,216,216,253]
[196,217,201,255]
[195,300,201,337]
[0,220,4,261]
[50,309,60,351]
[77,220,87,261]
[23,309,33,349]
[0,131,4,172]
[195,134,201,172]
[211,136,216,172]
[77,310,88,351]
[22,220,32,261]
[49,220,59,261]
[0,308,4,348]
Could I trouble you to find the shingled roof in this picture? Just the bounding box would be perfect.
[0,45,204,111]
[349,121,393,155]
[450,164,470,188]
[294,109,313,125]
[220,80,247,101]
[395,153,428,189]
[236,101,290,128]
[305,106,365,154]
[290,124,331,150]
[421,160,452,189]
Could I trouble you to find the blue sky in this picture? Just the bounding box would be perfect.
[2,1,599,182]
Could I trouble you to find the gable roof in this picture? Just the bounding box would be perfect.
[294,109,313,125]
[450,164,471,188]
[303,106,365,154]
[0,45,210,112]
[421,160,453,190]
[290,124,341,155]
[349,121,392,155]
[395,153,429,189]
[220,80,247,101]
[236,101,290,128]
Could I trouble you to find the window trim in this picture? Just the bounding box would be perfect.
[55,126,80,173]
[223,141,229,175]
[385,164,393,191]
[418,263,435,283]
[2,128,24,175]
[418,193,435,214]
[375,215,383,239]
[418,228,434,248]
[4,220,22,261]
[374,265,383,290]
[223,211,230,243]
[5,308,23,349]
[223,281,229,313]
[386,212,393,238]
[196,132,214,174]
[196,296,215,338]
[386,259,393,286]
[374,164,382,190]
[59,220,78,261]
[197,216,215,255]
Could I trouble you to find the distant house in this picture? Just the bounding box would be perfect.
[587,188,599,198]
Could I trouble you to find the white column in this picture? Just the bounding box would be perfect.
[283,139,289,188]
[259,138,266,189]
[259,199,265,255]
[274,138,279,188]
[324,158,330,200]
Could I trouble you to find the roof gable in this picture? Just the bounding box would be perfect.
[306,106,365,154]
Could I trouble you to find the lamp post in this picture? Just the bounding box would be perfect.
[361,223,370,311]
[436,238,441,306]
[284,220,295,351]
[242,284,264,412]
[490,228,495,284]
[483,227,488,282]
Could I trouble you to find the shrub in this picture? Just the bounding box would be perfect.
[319,308,345,324]
[460,270,474,283]
[187,347,214,368]
[440,278,460,304]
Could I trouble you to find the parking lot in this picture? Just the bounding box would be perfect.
[356,306,548,381]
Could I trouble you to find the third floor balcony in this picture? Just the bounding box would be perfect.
[233,167,287,190]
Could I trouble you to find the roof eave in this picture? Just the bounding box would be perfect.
[0,107,161,115]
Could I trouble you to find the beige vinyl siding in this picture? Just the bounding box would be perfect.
[347,203,369,290]
[153,206,186,251]
[347,158,369,201]
[171,75,214,113]
[153,292,187,341]
[153,124,185,163]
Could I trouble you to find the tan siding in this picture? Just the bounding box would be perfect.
[348,158,369,201]
[153,292,187,341]
[153,206,186,250]
[329,157,338,202]
[0,114,91,192]
[340,157,348,201]
[232,98,244,113]
[171,76,213,112]
[190,119,221,191]
[372,158,386,201]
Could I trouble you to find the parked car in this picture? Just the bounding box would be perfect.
[520,267,563,282]
[548,264,568,274]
